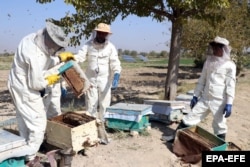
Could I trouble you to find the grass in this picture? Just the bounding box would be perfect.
[180,58,195,66]
[0,56,195,70]
[108,125,151,140]
[177,81,196,94]
[120,57,195,69]
[110,129,130,139]
[0,56,13,70]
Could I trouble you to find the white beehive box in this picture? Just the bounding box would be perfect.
[46,112,98,152]
[0,129,26,152]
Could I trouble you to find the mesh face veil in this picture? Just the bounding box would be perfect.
[205,41,232,71]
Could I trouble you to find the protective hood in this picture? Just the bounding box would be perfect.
[45,20,69,47]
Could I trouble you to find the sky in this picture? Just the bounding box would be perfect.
[0,0,171,53]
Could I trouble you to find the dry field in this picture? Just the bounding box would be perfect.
[0,66,250,167]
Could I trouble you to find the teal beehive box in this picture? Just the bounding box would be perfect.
[0,129,26,167]
[0,157,25,167]
[105,103,152,131]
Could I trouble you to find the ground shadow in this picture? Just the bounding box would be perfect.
[150,121,176,151]
[0,90,12,103]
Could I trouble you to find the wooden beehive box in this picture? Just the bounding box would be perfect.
[46,112,98,152]
[175,126,227,151]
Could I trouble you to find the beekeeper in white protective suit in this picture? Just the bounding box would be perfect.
[163,36,236,143]
[66,23,122,144]
[4,19,74,166]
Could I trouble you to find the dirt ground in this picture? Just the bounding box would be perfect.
[0,66,250,167]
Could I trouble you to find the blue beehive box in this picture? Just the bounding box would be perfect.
[105,103,152,131]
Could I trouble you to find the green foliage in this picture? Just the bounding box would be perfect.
[37,0,230,100]
[179,58,195,66]
[182,0,250,72]
[159,51,169,58]
[120,57,194,69]
[130,50,138,57]
[37,0,230,47]
[118,49,169,58]
[231,53,250,75]
[193,58,205,68]
[120,58,167,69]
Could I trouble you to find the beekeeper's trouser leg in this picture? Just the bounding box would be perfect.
[86,77,111,143]
[182,100,210,126]
[210,98,227,137]
[183,98,227,136]
[0,88,47,162]
[86,77,111,120]
[86,86,98,118]
[44,83,62,119]
[166,100,210,144]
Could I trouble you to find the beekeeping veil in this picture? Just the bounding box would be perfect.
[92,23,112,44]
[205,36,231,70]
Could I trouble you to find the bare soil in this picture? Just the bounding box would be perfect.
[0,66,250,167]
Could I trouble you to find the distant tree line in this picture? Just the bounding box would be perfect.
[117,49,169,58]
[0,50,169,58]
[0,52,14,57]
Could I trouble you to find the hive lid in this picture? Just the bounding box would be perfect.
[106,103,152,115]
[0,129,26,152]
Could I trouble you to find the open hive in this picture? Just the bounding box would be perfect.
[175,126,227,152]
[50,112,95,128]
[180,129,218,149]
[46,112,98,152]
[172,126,227,163]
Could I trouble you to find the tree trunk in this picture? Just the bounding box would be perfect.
[164,21,182,100]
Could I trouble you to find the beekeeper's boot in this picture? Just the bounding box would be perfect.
[217,133,226,141]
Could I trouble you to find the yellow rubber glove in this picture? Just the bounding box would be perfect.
[58,52,75,62]
[45,74,60,85]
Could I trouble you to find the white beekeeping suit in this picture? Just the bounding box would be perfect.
[2,20,69,163]
[42,76,62,119]
[74,23,122,144]
[182,36,236,138]
[74,23,122,119]
[43,53,67,119]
